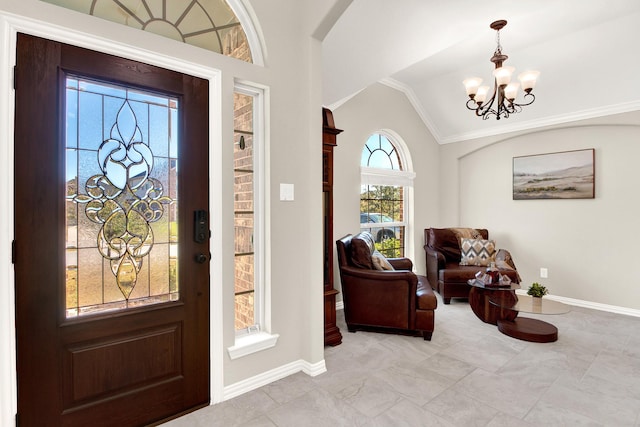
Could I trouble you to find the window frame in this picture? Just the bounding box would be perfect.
[228,80,278,359]
[359,131,415,260]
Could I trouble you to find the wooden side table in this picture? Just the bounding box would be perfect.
[468,280,569,343]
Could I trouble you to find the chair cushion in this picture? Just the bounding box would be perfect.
[350,231,376,269]
[460,238,496,266]
[371,250,394,271]
[439,263,486,282]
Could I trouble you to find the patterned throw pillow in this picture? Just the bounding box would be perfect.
[460,238,496,266]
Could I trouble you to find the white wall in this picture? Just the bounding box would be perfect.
[0,0,326,424]
[440,111,640,311]
[332,82,440,296]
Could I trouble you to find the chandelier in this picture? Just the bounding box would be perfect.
[463,20,539,120]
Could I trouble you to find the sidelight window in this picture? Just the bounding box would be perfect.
[228,82,279,358]
[233,83,263,334]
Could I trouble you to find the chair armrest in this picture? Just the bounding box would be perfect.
[424,246,445,287]
[387,257,413,271]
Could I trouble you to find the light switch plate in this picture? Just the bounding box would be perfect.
[280,183,294,201]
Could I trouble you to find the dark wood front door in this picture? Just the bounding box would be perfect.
[14,33,210,426]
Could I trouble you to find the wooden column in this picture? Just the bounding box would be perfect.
[322,108,343,346]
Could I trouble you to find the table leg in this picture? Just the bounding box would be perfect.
[468,286,558,342]
[468,286,517,325]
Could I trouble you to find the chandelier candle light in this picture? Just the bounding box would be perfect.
[463,20,539,120]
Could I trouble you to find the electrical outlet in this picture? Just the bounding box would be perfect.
[540,268,548,279]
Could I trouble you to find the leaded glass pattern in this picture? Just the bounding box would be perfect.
[361,133,402,170]
[41,0,253,62]
[66,76,179,317]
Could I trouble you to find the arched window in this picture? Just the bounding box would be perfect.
[360,133,414,258]
[40,0,260,64]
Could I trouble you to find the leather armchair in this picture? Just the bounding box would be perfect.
[336,232,437,340]
[424,227,520,304]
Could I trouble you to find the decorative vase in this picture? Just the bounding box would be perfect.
[486,262,500,284]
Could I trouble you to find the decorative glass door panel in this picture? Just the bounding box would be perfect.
[66,77,179,318]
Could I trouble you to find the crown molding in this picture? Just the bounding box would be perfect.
[441,100,640,144]
[378,78,640,145]
[378,77,443,143]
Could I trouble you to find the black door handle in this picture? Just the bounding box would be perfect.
[195,253,208,264]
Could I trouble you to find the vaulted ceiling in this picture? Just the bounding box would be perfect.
[321,0,640,144]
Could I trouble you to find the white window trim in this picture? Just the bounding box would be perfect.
[227,331,279,360]
[228,81,278,359]
[227,0,265,66]
[361,166,415,187]
[360,131,415,261]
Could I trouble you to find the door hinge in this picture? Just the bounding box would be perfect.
[11,240,16,264]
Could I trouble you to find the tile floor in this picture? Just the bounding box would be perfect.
[162,294,640,426]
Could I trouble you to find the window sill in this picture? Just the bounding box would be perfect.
[227,332,279,360]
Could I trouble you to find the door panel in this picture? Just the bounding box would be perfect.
[14,33,210,426]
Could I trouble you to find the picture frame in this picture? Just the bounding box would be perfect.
[513,149,595,200]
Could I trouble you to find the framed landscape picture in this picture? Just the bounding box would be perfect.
[513,149,595,200]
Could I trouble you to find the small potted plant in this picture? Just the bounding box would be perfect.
[527,282,548,298]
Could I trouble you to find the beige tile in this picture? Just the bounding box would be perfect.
[372,360,455,406]
[266,388,368,427]
[424,388,499,426]
[541,373,640,426]
[524,400,605,426]
[363,399,455,427]
[448,369,542,419]
[335,375,403,417]
[163,305,640,427]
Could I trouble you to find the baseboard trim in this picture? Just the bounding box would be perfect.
[223,359,327,401]
[515,290,640,318]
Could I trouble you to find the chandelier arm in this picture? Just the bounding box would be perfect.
[465,98,479,111]
[510,92,536,108]
[474,85,498,117]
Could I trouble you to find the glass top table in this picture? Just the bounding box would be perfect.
[467,279,570,342]
[490,294,570,315]
[467,278,520,291]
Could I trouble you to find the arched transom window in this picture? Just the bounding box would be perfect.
[360,133,414,258]
[41,0,255,63]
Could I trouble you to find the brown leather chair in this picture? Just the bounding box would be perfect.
[336,232,437,340]
[424,227,520,304]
